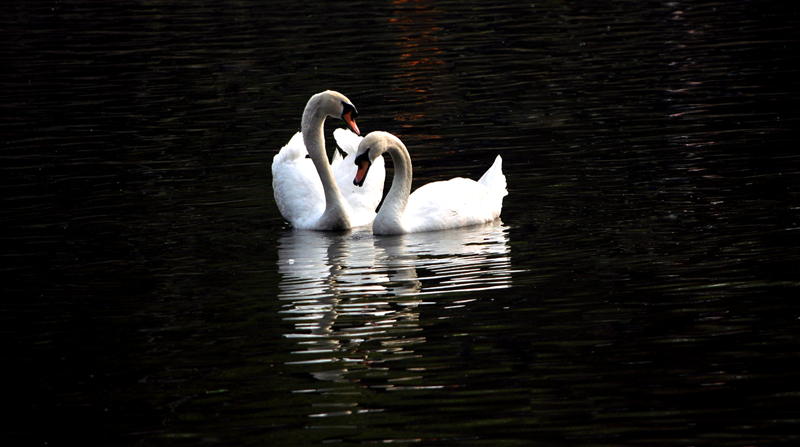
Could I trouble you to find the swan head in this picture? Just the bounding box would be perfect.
[308,90,360,135]
[354,131,399,187]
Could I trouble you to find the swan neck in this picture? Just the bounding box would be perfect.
[301,98,350,229]
[375,139,412,232]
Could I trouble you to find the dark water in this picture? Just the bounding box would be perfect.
[3,0,800,445]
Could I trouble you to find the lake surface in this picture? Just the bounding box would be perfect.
[3,1,800,445]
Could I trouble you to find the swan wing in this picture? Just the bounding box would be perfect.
[272,132,326,228]
[332,128,387,226]
[403,157,507,233]
[332,127,362,158]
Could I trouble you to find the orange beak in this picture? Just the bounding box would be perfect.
[353,151,371,187]
[343,110,360,135]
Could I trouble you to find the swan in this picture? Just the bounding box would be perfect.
[272,91,385,230]
[352,131,507,235]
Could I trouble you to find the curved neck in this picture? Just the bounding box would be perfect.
[374,138,412,232]
[302,99,350,229]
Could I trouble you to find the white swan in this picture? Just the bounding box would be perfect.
[272,91,385,230]
[353,131,507,235]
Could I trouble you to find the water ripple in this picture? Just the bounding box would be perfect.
[276,221,512,390]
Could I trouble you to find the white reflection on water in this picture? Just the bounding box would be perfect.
[276,221,512,383]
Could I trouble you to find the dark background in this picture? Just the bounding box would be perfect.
[3,1,800,445]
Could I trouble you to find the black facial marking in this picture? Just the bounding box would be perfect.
[341,101,358,120]
[353,148,371,187]
[354,148,370,166]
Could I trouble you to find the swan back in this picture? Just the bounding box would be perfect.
[402,169,505,233]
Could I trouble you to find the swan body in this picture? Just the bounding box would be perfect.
[353,131,507,235]
[272,91,385,230]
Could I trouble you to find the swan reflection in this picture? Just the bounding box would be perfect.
[277,221,511,384]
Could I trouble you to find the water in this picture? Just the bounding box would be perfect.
[3,1,800,445]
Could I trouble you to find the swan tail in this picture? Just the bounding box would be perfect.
[478,155,508,197]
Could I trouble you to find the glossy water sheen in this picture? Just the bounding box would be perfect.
[3,1,800,445]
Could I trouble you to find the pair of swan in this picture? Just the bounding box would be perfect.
[271,91,507,234]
